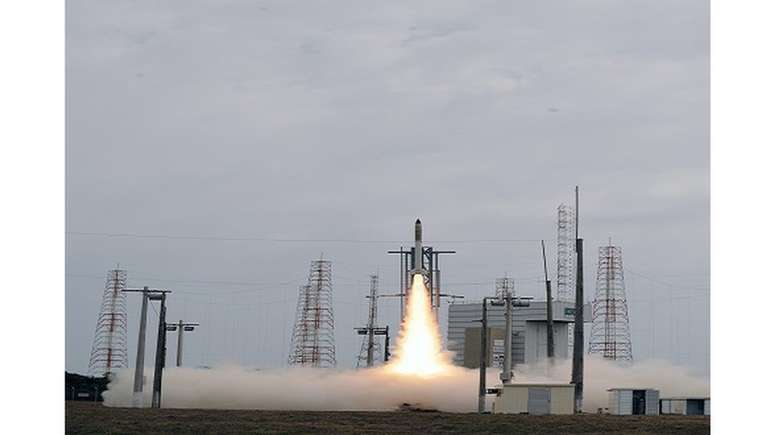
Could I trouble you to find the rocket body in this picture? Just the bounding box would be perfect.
[412,219,427,277]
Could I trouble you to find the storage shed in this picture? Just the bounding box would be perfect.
[608,388,660,415]
[493,383,575,415]
[660,397,710,415]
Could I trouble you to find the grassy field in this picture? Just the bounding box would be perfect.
[66,402,710,434]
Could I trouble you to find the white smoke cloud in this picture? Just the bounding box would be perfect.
[104,356,708,412]
[512,355,710,412]
[104,365,492,412]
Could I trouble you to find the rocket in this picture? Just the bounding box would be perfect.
[411,218,427,277]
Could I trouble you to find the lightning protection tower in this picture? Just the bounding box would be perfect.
[556,204,576,303]
[495,276,514,300]
[88,268,129,377]
[356,274,383,368]
[588,244,633,361]
[288,257,336,368]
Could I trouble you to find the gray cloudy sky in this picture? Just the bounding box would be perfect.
[66,0,709,375]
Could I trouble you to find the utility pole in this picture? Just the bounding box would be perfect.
[542,240,555,361]
[478,294,532,413]
[478,297,490,413]
[130,287,148,407]
[166,320,199,367]
[124,287,171,408]
[383,326,390,362]
[150,291,167,409]
[571,186,585,413]
[503,295,512,384]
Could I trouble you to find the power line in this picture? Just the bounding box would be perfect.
[624,268,710,292]
[66,231,547,244]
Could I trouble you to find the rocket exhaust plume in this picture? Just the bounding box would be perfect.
[386,274,452,377]
[386,218,453,376]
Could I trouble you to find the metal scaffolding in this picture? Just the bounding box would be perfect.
[288,258,336,368]
[495,276,514,300]
[588,245,633,361]
[557,203,577,355]
[387,247,456,321]
[356,273,387,368]
[88,269,129,377]
[556,204,576,303]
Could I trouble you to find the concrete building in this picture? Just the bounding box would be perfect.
[493,383,575,415]
[660,397,710,416]
[447,301,590,368]
[608,388,660,415]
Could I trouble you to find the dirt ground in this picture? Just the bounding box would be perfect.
[65,402,710,434]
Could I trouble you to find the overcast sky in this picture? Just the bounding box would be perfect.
[66,0,709,376]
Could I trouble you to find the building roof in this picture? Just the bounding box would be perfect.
[503,382,576,388]
[607,387,659,391]
[660,396,710,400]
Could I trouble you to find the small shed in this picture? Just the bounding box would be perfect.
[660,397,710,415]
[493,383,575,415]
[608,388,659,415]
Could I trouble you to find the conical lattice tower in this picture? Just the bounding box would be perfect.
[288,258,336,367]
[588,245,633,360]
[88,269,129,377]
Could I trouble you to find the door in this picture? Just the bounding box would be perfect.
[528,387,551,415]
[686,399,704,415]
[632,390,646,415]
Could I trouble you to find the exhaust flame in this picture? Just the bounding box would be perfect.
[385,274,452,377]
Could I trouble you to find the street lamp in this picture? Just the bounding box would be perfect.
[166,320,199,367]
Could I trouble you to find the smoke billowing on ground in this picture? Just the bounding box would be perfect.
[104,356,708,413]
[106,278,708,412]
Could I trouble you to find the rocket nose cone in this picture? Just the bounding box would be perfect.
[415,219,421,225]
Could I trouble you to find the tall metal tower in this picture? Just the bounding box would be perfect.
[495,276,514,300]
[356,274,382,368]
[288,258,336,368]
[588,245,633,361]
[88,269,129,377]
[557,203,577,354]
[556,204,576,303]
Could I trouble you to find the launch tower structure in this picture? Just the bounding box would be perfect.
[387,219,458,321]
[588,245,633,361]
[288,258,336,368]
[88,268,129,377]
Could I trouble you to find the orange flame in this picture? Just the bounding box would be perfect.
[386,274,453,377]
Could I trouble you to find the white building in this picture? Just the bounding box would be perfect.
[608,388,660,415]
[660,397,710,415]
[447,301,590,368]
[493,383,575,415]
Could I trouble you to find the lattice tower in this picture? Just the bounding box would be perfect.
[495,276,514,299]
[356,274,382,368]
[556,204,576,302]
[88,269,129,377]
[288,258,336,367]
[588,245,633,360]
[557,203,578,353]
